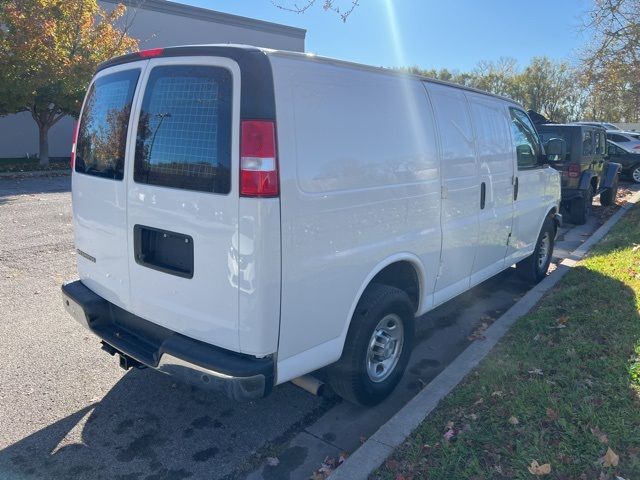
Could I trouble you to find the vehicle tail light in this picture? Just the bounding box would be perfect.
[567,164,581,178]
[70,121,79,169]
[138,48,164,58]
[240,120,279,197]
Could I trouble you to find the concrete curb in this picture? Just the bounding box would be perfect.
[329,191,640,480]
[0,169,70,178]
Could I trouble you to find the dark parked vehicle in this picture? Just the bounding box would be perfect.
[606,141,640,183]
[536,124,621,224]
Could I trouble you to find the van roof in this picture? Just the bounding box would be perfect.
[98,44,522,107]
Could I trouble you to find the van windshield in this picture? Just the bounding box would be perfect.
[75,69,140,180]
[133,65,233,194]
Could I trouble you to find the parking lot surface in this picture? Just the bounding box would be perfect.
[0,176,634,480]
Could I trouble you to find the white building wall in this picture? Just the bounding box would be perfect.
[0,0,305,159]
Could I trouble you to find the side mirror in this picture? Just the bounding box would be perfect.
[516,144,534,158]
[543,138,566,162]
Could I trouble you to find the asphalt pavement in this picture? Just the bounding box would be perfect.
[0,176,626,480]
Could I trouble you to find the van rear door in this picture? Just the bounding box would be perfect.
[73,62,145,308]
[125,57,241,352]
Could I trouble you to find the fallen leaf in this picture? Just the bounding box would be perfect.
[491,390,504,397]
[528,460,552,475]
[632,244,640,252]
[601,447,619,467]
[546,408,559,421]
[508,416,519,425]
[443,428,455,441]
[474,398,484,405]
[528,368,544,376]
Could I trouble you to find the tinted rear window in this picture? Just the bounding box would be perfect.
[134,65,232,194]
[75,70,140,180]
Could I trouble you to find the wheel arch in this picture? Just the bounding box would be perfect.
[578,169,598,191]
[337,254,426,351]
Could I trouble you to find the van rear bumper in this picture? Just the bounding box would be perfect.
[61,280,274,401]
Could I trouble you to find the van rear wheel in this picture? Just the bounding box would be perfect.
[327,284,415,406]
[516,214,555,283]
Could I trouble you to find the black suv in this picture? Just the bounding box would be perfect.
[536,124,621,224]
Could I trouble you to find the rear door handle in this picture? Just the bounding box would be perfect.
[480,182,486,210]
[514,177,519,201]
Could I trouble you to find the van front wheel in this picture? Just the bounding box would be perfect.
[516,215,555,283]
[328,284,415,406]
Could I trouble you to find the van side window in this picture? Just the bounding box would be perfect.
[509,108,540,169]
[75,69,140,180]
[134,65,232,194]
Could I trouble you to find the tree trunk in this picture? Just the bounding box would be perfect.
[38,125,50,167]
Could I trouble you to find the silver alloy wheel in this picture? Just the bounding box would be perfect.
[366,314,404,383]
[537,231,551,270]
[633,166,640,183]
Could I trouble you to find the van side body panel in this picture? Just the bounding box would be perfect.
[270,55,442,380]
[425,83,480,305]
[465,94,515,286]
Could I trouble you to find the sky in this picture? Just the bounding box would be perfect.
[182,0,593,72]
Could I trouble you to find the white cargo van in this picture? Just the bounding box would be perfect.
[62,45,563,405]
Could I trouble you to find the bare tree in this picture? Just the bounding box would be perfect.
[582,0,640,121]
[271,0,360,22]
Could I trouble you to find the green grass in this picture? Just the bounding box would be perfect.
[374,206,640,480]
[0,157,69,173]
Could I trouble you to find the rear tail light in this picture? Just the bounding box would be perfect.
[567,164,581,178]
[70,121,79,169]
[240,120,279,197]
[138,48,164,58]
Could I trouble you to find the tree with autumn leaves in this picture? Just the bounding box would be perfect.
[0,0,138,166]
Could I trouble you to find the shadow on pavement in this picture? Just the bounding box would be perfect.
[0,366,330,480]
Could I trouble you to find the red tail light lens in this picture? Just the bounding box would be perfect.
[70,121,79,169]
[240,120,279,197]
[567,164,581,178]
[138,48,164,58]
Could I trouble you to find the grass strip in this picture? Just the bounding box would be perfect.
[374,205,640,480]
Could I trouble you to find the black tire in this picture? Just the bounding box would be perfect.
[600,176,618,207]
[327,284,415,406]
[516,214,556,283]
[569,186,593,225]
[630,164,640,184]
